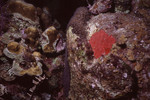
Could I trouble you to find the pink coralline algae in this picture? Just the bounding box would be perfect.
[89,29,116,58]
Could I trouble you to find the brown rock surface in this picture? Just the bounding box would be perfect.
[67,6,150,100]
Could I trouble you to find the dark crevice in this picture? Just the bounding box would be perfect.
[25,0,90,30]
[118,43,127,49]
[9,75,34,89]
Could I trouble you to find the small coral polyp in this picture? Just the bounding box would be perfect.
[40,26,62,53]
[19,62,43,76]
[9,57,43,76]
[24,27,40,50]
[89,29,116,58]
[7,42,24,54]
[3,41,25,60]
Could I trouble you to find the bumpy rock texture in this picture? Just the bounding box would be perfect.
[67,3,150,100]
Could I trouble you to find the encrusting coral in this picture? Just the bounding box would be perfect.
[3,41,25,62]
[24,26,40,50]
[40,26,65,53]
[8,0,38,21]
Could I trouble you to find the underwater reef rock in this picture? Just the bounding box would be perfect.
[67,7,91,40]
[0,84,7,96]
[0,55,16,81]
[114,0,131,13]
[0,0,150,99]
[1,0,41,45]
[0,0,65,99]
[8,0,38,22]
[67,6,150,100]
[89,0,113,14]
[142,0,150,8]
[0,0,65,78]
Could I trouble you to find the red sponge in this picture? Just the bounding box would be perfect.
[89,29,116,58]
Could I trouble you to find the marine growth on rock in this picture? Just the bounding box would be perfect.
[0,0,150,100]
[89,29,116,58]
